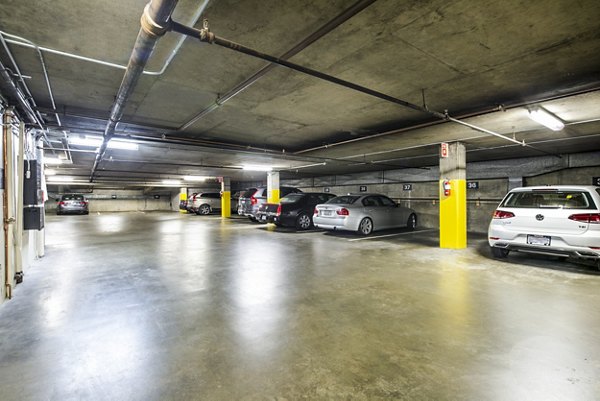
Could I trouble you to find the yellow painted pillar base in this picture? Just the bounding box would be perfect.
[221,191,231,218]
[439,179,467,249]
[268,189,280,204]
[179,190,187,213]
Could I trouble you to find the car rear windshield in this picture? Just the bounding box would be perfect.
[326,195,360,205]
[62,194,84,200]
[241,188,257,198]
[501,190,596,209]
[280,194,305,204]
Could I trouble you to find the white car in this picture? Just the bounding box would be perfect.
[488,185,600,269]
[314,194,417,235]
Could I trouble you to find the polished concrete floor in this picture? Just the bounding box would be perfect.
[1,211,600,400]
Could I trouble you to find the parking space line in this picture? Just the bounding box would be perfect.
[348,228,437,242]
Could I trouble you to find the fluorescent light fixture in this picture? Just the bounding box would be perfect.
[162,180,182,186]
[45,169,57,176]
[68,135,138,150]
[528,108,564,131]
[47,176,74,182]
[242,164,273,172]
[44,157,64,165]
[183,175,208,181]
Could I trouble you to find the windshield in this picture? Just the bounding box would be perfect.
[280,194,305,204]
[62,194,84,201]
[326,195,360,205]
[502,190,595,209]
[241,188,257,198]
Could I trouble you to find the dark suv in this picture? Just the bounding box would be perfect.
[238,186,302,222]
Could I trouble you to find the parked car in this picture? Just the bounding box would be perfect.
[256,192,337,229]
[238,186,303,222]
[313,193,417,235]
[188,192,222,215]
[56,194,89,215]
[488,185,600,269]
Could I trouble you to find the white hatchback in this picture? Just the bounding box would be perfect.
[488,185,600,269]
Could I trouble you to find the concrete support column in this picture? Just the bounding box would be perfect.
[179,188,187,213]
[267,171,280,203]
[220,177,231,218]
[439,142,467,249]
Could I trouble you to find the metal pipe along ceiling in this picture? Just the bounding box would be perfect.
[89,0,179,182]
[170,20,558,155]
[178,0,378,131]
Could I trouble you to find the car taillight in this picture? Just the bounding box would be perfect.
[336,208,349,216]
[492,210,514,219]
[59,201,66,206]
[276,204,282,216]
[250,196,257,205]
[314,207,319,215]
[568,213,600,223]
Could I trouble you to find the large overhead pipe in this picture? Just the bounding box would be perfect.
[90,0,179,182]
[170,20,554,154]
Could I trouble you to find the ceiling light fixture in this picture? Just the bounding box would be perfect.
[162,180,182,186]
[44,157,64,165]
[47,176,74,182]
[242,165,273,172]
[69,135,139,150]
[528,107,565,131]
[183,175,208,181]
[45,169,57,176]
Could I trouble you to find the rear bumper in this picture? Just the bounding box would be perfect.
[57,206,88,214]
[490,242,600,259]
[313,216,358,232]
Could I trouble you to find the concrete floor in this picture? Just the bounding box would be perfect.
[1,211,600,401]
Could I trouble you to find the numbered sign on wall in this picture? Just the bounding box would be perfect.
[467,181,479,190]
[359,186,367,192]
[403,184,412,191]
[593,177,600,186]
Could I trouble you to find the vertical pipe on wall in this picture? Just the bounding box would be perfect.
[3,109,15,298]
[14,120,24,274]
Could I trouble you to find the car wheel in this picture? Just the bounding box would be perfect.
[198,204,211,215]
[296,213,312,230]
[358,217,373,236]
[406,213,417,230]
[491,247,509,258]
[248,216,258,223]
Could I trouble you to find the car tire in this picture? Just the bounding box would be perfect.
[491,247,509,258]
[358,217,373,236]
[248,216,258,223]
[198,204,211,215]
[296,213,312,230]
[406,213,417,230]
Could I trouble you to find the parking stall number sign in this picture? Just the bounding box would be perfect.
[593,177,600,186]
[359,186,367,192]
[467,181,479,190]
[403,184,412,191]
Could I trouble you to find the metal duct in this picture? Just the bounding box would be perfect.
[90,0,179,182]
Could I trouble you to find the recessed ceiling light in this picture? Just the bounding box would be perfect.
[68,135,138,150]
[47,176,74,182]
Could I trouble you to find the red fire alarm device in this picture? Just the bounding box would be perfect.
[440,142,449,158]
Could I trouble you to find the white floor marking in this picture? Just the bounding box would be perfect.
[348,228,437,242]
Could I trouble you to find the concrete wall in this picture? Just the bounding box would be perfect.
[45,189,176,213]
[232,151,600,234]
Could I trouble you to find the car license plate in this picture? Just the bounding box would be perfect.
[322,210,332,216]
[260,215,267,221]
[527,235,551,246]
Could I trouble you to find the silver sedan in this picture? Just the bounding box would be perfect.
[313,194,417,235]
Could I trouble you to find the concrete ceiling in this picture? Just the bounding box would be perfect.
[0,0,599,189]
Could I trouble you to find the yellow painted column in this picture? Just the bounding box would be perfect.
[220,177,231,218]
[179,188,187,213]
[267,171,280,203]
[439,142,467,249]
